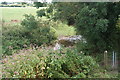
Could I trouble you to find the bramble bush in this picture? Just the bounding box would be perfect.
[2,48,111,78]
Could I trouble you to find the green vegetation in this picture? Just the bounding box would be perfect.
[50,21,76,36]
[1,7,39,22]
[55,25,75,36]
[36,9,46,17]
[2,48,111,78]
[1,2,120,78]
[2,13,75,55]
[2,24,29,55]
[49,2,120,54]
[2,14,56,55]
[34,2,46,8]
[76,3,120,54]
[0,2,34,7]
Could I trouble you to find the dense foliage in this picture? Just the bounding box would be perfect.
[2,2,119,78]
[34,2,46,8]
[45,2,120,54]
[36,9,46,17]
[21,14,56,46]
[76,2,120,53]
[36,3,78,25]
[2,48,111,78]
[51,2,79,25]
[2,14,56,55]
[36,5,56,19]
[2,25,30,55]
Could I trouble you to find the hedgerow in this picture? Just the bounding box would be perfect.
[2,48,111,78]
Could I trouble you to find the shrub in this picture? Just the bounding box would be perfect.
[36,9,46,17]
[2,52,40,78]
[2,14,56,55]
[76,40,92,55]
[34,2,46,8]
[36,5,56,19]
[2,48,111,78]
[21,14,38,29]
[21,14,56,46]
[2,25,30,55]
[44,48,107,78]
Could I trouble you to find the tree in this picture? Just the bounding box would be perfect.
[76,2,120,53]
[34,2,46,8]
[1,2,7,5]
[21,2,27,5]
[47,2,120,54]
[51,2,79,25]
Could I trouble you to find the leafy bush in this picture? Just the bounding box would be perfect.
[36,5,56,19]
[2,52,40,78]
[2,14,56,55]
[34,2,46,8]
[44,48,111,78]
[2,25,30,55]
[21,14,56,46]
[36,9,46,17]
[2,48,111,78]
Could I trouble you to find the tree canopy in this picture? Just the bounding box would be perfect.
[48,2,120,53]
[76,2,120,53]
[34,2,46,8]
